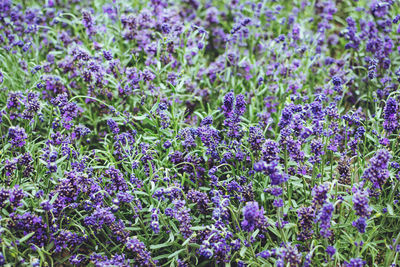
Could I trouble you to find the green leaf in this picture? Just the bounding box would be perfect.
[240,246,247,258]
[19,232,35,244]
[168,248,185,259]
[150,242,172,250]
[386,204,394,216]
[190,226,206,231]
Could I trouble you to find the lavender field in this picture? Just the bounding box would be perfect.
[1,0,400,266]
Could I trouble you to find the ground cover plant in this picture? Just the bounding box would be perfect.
[1,0,400,266]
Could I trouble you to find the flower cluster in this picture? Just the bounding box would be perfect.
[241,201,269,232]
[362,149,392,194]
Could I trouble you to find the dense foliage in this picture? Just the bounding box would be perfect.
[1,0,400,266]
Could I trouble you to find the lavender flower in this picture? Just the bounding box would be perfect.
[168,200,192,238]
[187,190,210,214]
[316,202,334,238]
[150,209,160,234]
[248,126,265,151]
[1,0,399,265]
[312,183,330,208]
[261,139,280,163]
[103,50,113,61]
[278,106,294,129]
[352,184,372,218]
[8,212,48,247]
[8,126,27,147]
[362,149,391,193]
[198,223,233,263]
[107,119,120,134]
[280,243,302,267]
[84,207,115,230]
[326,246,336,259]
[337,157,351,185]
[125,237,155,266]
[221,92,247,139]
[345,258,366,267]
[297,206,315,241]
[241,201,269,232]
[103,167,128,194]
[352,217,367,233]
[383,97,398,133]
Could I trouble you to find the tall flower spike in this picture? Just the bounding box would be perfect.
[383,97,398,133]
[361,149,391,194]
[8,126,28,147]
[248,126,265,151]
[261,139,280,163]
[241,201,269,232]
[344,258,366,267]
[222,92,235,117]
[316,202,334,238]
[312,183,329,208]
[352,184,372,218]
[297,206,315,241]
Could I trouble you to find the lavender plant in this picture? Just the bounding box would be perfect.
[0,0,400,266]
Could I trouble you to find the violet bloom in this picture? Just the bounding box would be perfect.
[352,217,367,233]
[104,167,128,193]
[312,183,330,207]
[8,126,27,147]
[241,201,268,232]
[332,76,342,87]
[8,212,48,247]
[326,246,336,259]
[383,97,398,133]
[258,243,301,266]
[310,138,324,164]
[150,209,160,234]
[257,248,276,259]
[221,92,247,139]
[197,122,220,158]
[81,10,96,36]
[278,105,294,129]
[125,237,155,266]
[4,159,17,176]
[0,188,11,208]
[169,200,192,238]
[361,149,391,193]
[248,126,265,151]
[286,136,304,163]
[187,190,210,214]
[261,139,280,163]
[352,184,372,218]
[316,202,334,238]
[103,50,113,61]
[235,94,246,116]
[280,244,302,267]
[84,207,115,230]
[8,185,25,207]
[163,140,172,149]
[82,10,93,28]
[254,160,288,186]
[345,258,366,267]
[90,253,130,266]
[273,198,284,207]
[198,223,233,263]
[53,230,86,253]
[177,128,197,149]
[254,160,267,172]
[297,206,315,241]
